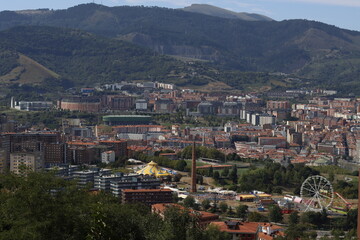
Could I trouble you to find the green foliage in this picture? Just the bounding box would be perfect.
[183,195,196,208]
[0,173,161,240]
[0,26,211,88]
[229,165,238,184]
[163,205,197,240]
[285,224,318,240]
[204,225,232,240]
[178,146,225,161]
[0,49,19,75]
[134,152,188,172]
[0,172,228,240]
[208,166,214,178]
[154,149,175,156]
[235,204,248,219]
[221,168,229,177]
[333,180,358,199]
[8,109,99,129]
[226,153,242,162]
[238,161,319,194]
[311,165,351,175]
[219,202,228,213]
[1,5,360,93]
[330,209,357,232]
[227,206,234,216]
[196,175,204,185]
[248,212,268,222]
[268,205,283,223]
[300,210,328,228]
[201,199,211,210]
[289,211,299,225]
[176,160,187,171]
[213,171,220,181]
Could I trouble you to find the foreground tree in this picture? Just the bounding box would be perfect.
[0,173,227,240]
[268,205,283,223]
[219,202,228,213]
[201,199,211,210]
[289,211,299,225]
[229,166,238,184]
[235,205,249,219]
[183,195,196,208]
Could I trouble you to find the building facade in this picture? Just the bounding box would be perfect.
[122,189,173,205]
[10,152,44,175]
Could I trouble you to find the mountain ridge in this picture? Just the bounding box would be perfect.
[181,4,273,21]
[0,4,359,93]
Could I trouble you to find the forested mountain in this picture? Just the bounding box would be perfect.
[180,4,273,21]
[0,4,360,93]
[0,26,212,87]
[0,26,282,92]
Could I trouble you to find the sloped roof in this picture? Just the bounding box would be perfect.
[136,161,171,177]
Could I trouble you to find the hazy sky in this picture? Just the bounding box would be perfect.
[1,0,359,31]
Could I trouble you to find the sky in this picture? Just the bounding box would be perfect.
[1,0,359,31]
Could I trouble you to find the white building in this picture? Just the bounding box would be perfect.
[11,97,53,111]
[101,151,116,164]
[156,82,175,90]
[135,99,148,111]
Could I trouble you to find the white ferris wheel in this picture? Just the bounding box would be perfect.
[300,175,334,211]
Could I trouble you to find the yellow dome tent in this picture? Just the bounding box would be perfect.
[137,161,172,178]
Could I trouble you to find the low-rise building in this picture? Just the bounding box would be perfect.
[210,221,259,240]
[210,221,284,240]
[11,99,53,111]
[122,188,173,205]
[152,203,219,226]
[111,175,161,197]
[73,168,112,188]
[94,173,124,191]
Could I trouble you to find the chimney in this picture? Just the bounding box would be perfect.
[191,142,197,193]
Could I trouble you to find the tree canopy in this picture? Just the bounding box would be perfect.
[0,172,226,240]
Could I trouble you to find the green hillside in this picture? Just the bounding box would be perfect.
[0,26,190,86]
[0,4,360,93]
[0,26,288,94]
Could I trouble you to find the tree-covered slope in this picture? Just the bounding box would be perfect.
[0,4,360,93]
[0,4,359,70]
[0,26,285,92]
[180,4,273,21]
[0,26,203,86]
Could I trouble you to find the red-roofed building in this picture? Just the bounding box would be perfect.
[210,221,284,240]
[152,203,219,226]
[211,221,259,240]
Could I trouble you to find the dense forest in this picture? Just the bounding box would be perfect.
[0,4,360,93]
[0,25,288,93]
[0,26,187,86]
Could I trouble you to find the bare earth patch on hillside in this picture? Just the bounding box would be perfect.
[0,54,59,85]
